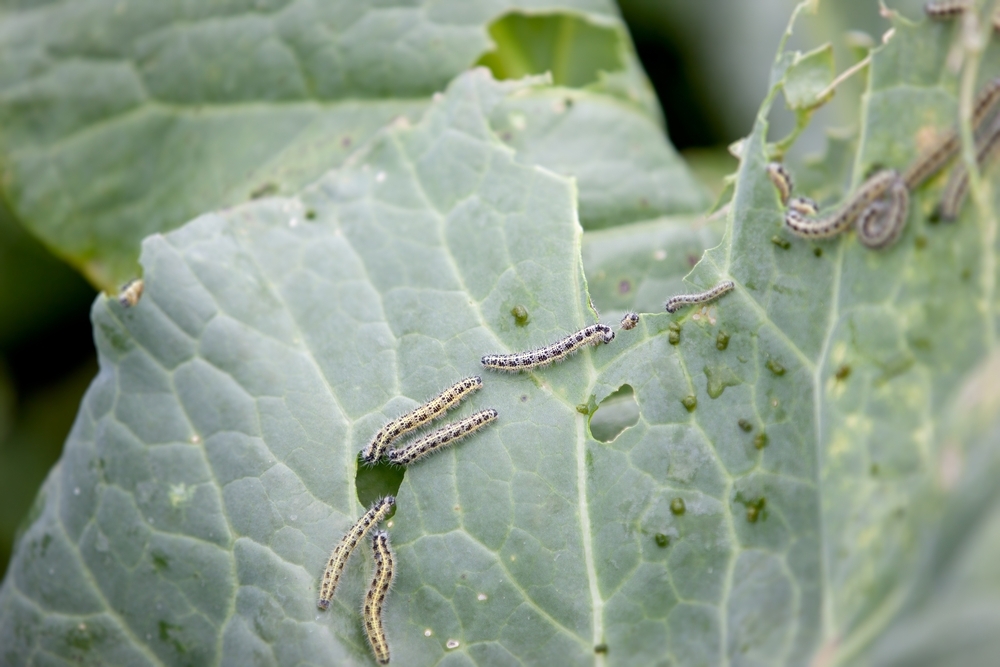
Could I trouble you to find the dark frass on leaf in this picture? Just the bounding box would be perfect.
[746,498,766,523]
[771,235,791,250]
[766,359,786,376]
[716,331,730,350]
[754,432,768,449]
[670,498,686,515]
[738,419,753,432]
[668,321,681,345]
[681,395,697,412]
[654,533,670,548]
[835,364,851,380]
[510,305,530,326]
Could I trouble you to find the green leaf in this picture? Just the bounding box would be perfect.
[857,353,1000,667]
[782,43,835,111]
[491,88,710,229]
[0,0,644,290]
[582,215,723,314]
[4,4,1000,666]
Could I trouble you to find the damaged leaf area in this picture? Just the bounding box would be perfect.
[2,3,1000,667]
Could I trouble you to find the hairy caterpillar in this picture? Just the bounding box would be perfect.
[481,324,615,372]
[118,279,144,308]
[903,76,1000,188]
[361,377,482,464]
[318,496,395,610]
[620,312,639,330]
[766,162,793,205]
[664,280,735,313]
[937,113,1000,220]
[387,409,498,466]
[784,169,900,238]
[788,196,820,216]
[363,530,395,665]
[856,174,910,249]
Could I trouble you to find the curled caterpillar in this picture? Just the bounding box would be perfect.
[856,174,910,250]
[784,170,900,239]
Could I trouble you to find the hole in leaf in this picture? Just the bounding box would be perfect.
[477,12,625,88]
[589,384,639,443]
[355,454,404,511]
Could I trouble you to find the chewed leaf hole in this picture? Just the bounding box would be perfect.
[590,384,639,443]
[477,12,625,88]
[355,454,404,511]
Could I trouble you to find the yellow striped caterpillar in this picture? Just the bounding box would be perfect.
[937,113,1000,220]
[387,409,498,466]
[118,279,144,308]
[481,324,615,372]
[363,530,394,665]
[856,174,910,249]
[903,76,1000,188]
[361,377,482,465]
[317,496,395,610]
[766,162,793,205]
[785,169,900,238]
[664,280,735,313]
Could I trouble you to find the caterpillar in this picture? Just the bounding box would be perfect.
[937,113,1000,220]
[664,280,735,313]
[924,0,973,18]
[925,1,1000,30]
[620,312,639,330]
[856,174,910,249]
[361,377,482,465]
[788,196,820,216]
[481,324,615,372]
[903,76,1000,188]
[784,169,900,238]
[318,495,395,610]
[766,162,794,205]
[363,530,395,666]
[387,409,498,466]
[118,279,144,308]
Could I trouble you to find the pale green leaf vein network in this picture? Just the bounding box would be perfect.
[57,469,170,667]
[385,93,605,653]
[115,307,242,659]
[359,69,604,655]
